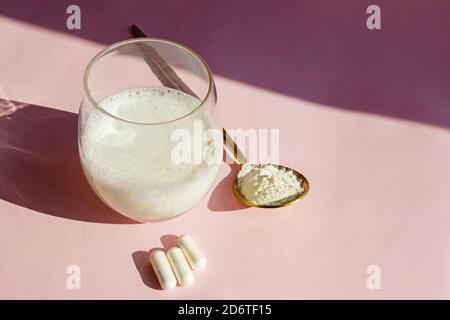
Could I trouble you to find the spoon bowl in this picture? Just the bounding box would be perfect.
[232,164,309,208]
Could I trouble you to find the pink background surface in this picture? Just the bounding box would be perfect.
[1,1,450,299]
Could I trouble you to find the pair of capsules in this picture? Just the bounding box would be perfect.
[150,234,206,290]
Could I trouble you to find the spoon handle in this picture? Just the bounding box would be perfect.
[223,128,246,164]
[130,24,247,165]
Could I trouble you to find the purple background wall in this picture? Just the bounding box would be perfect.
[1,0,450,127]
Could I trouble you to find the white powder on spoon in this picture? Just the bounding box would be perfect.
[237,163,304,206]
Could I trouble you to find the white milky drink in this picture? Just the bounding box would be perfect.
[79,87,221,221]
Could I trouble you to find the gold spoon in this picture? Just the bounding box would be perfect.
[223,132,309,208]
[131,25,309,208]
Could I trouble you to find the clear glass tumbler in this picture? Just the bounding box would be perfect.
[78,38,221,222]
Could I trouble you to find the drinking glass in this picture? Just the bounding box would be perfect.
[78,38,221,222]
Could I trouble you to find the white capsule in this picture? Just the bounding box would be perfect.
[178,234,207,270]
[167,247,194,286]
[150,250,177,290]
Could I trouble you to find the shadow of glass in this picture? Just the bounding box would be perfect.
[0,99,138,224]
[207,163,247,212]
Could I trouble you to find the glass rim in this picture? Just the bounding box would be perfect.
[83,37,214,126]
